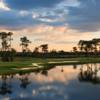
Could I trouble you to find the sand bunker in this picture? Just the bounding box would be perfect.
[48,61,79,64]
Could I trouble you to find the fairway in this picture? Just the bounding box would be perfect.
[0,57,100,74]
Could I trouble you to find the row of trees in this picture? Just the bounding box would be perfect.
[0,32,49,61]
[0,32,15,61]
[0,32,100,61]
[73,38,100,53]
[0,32,49,52]
[20,36,48,53]
[0,32,13,51]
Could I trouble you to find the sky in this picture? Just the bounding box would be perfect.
[0,0,100,51]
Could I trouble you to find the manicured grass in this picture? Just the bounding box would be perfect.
[0,57,100,74]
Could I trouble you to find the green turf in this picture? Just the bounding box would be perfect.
[0,57,100,74]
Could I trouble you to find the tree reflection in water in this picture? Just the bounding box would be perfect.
[61,66,64,72]
[73,64,77,69]
[78,64,100,84]
[0,65,57,95]
[0,75,12,95]
[20,74,31,89]
[41,70,48,76]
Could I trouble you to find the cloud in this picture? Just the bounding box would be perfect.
[67,0,100,32]
[0,11,30,29]
[0,0,10,11]
[0,24,98,51]
[15,25,94,44]
[0,0,100,51]
[2,0,100,32]
[0,0,79,30]
[4,0,63,10]
[0,9,46,30]
[0,3,66,30]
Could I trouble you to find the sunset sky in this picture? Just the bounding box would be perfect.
[0,0,100,51]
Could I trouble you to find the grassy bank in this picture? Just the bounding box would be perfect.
[0,57,100,74]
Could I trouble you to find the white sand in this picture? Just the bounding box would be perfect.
[48,61,79,64]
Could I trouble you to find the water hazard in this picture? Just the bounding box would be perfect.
[0,63,100,100]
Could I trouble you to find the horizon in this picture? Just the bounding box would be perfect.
[0,0,100,51]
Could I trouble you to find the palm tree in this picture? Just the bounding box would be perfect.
[8,32,13,51]
[40,44,48,53]
[78,40,84,52]
[92,38,100,52]
[0,32,14,61]
[84,40,94,52]
[33,47,39,53]
[78,40,94,53]
[73,46,77,52]
[0,32,13,51]
[0,32,9,51]
[20,36,31,52]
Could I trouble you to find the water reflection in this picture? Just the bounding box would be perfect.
[20,74,31,89]
[61,66,64,72]
[0,64,100,100]
[73,64,77,69]
[78,64,100,84]
[41,70,48,76]
[0,75,12,95]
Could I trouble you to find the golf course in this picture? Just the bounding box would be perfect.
[0,57,100,74]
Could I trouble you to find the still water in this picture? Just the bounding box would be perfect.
[0,64,100,100]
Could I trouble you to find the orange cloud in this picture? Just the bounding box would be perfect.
[0,25,99,51]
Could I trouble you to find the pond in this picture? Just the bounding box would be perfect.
[0,63,100,100]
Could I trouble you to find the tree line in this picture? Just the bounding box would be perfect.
[0,32,50,61]
[0,32,100,62]
[73,38,100,53]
